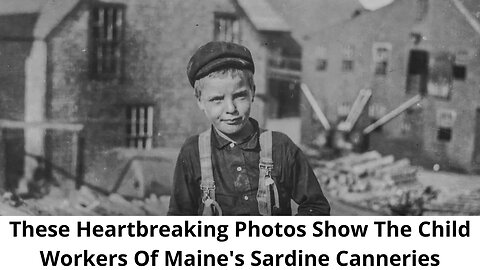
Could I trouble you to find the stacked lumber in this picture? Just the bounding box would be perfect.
[314,151,418,195]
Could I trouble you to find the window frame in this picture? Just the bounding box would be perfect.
[126,104,154,150]
[341,44,355,72]
[373,42,392,76]
[89,2,126,80]
[213,12,241,43]
[435,108,456,143]
[314,46,328,72]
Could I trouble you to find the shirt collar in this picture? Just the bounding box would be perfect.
[212,118,260,150]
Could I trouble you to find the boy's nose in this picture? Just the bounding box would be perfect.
[224,99,237,114]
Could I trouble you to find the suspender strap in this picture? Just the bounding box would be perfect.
[199,128,222,216]
[199,128,279,216]
[257,130,280,216]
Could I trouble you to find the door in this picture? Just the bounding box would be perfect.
[265,79,301,144]
[2,129,24,190]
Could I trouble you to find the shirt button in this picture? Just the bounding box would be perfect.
[236,166,242,172]
[229,143,235,148]
[244,195,249,201]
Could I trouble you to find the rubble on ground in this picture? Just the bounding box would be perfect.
[0,183,170,216]
[426,188,480,215]
[309,150,479,215]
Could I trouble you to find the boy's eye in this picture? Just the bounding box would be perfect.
[234,92,249,100]
[209,97,223,103]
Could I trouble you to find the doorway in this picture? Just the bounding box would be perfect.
[265,78,301,144]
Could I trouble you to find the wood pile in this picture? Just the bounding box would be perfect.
[313,151,419,195]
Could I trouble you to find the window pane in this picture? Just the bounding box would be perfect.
[90,5,124,79]
[126,105,154,149]
[214,14,240,43]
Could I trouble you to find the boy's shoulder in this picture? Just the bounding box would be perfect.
[179,129,297,154]
[179,134,200,156]
[269,130,297,149]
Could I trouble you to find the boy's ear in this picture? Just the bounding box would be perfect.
[196,98,205,111]
[251,85,256,102]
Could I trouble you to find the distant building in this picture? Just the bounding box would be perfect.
[302,0,480,172]
[0,0,302,191]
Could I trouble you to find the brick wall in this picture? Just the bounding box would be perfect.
[302,0,480,172]
[45,0,271,184]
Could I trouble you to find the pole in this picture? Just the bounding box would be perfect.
[363,95,422,134]
[300,83,331,130]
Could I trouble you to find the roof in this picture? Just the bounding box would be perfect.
[0,0,47,15]
[236,0,291,32]
[0,0,80,40]
[34,0,80,39]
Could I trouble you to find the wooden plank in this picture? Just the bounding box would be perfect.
[351,155,395,175]
[363,95,422,134]
[0,119,83,132]
[374,158,410,176]
[300,83,331,130]
[338,88,372,132]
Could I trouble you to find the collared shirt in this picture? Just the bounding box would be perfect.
[168,119,330,216]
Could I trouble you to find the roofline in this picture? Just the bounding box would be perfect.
[34,0,82,40]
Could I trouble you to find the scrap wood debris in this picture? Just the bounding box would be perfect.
[308,150,478,215]
[425,188,480,215]
[0,184,170,216]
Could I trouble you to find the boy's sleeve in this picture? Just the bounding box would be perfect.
[289,146,330,216]
[167,145,199,216]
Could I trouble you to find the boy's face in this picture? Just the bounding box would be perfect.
[197,74,254,137]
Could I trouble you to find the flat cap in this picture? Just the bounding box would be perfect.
[187,41,255,87]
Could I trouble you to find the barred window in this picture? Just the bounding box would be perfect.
[90,3,125,79]
[214,13,240,43]
[342,45,354,72]
[436,109,456,142]
[126,105,154,149]
[315,46,328,71]
[373,43,392,76]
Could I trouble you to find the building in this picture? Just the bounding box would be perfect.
[0,0,303,192]
[302,0,480,172]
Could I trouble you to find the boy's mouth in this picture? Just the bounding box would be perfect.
[223,117,242,125]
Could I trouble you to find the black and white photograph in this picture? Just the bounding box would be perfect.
[1,0,480,216]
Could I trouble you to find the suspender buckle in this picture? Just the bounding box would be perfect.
[259,162,273,178]
[200,183,216,202]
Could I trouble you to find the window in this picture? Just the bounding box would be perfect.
[436,109,456,142]
[453,65,466,80]
[90,3,125,79]
[368,103,387,132]
[453,49,470,81]
[373,43,392,76]
[427,52,453,99]
[342,45,354,72]
[437,127,452,141]
[126,105,154,149]
[406,50,429,95]
[337,102,351,120]
[214,13,240,43]
[315,46,328,71]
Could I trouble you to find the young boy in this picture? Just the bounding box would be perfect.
[168,41,330,216]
